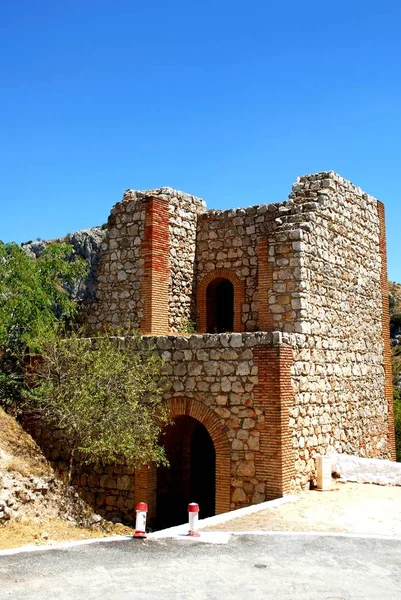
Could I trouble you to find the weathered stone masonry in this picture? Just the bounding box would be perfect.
[87,188,205,334]
[35,171,395,523]
[30,332,296,522]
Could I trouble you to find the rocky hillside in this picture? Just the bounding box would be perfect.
[0,409,135,550]
[22,226,104,303]
[389,281,401,315]
[0,408,106,529]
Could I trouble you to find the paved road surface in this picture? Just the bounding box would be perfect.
[0,534,400,599]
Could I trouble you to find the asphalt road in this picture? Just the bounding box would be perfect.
[0,534,400,600]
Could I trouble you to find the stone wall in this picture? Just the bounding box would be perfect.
[281,173,395,487]
[196,207,274,331]
[87,188,205,333]
[198,172,395,488]
[28,332,296,522]
[195,201,311,333]
[23,420,137,523]
[156,332,295,508]
[168,190,206,331]
[87,190,146,331]
[29,330,394,522]
[194,196,321,334]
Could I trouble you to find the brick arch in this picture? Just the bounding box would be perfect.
[134,397,231,519]
[166,397,231,515]
[197,268,245,333]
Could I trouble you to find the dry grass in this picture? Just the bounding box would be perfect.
[0,408,134,550]
[0,518,133,550]
[4,457,32,478]
[0,409,50,477]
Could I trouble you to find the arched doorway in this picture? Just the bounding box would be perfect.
[156,415,216,529]
[206,278,234,333]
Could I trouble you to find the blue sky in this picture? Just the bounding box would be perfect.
[1,1,401,280]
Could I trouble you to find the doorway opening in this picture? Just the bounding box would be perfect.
[155,415,216,529]
[206,277,234,333]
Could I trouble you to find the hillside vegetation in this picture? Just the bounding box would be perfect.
[389,282,401,461]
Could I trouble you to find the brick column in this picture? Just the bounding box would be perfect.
[140,197,170,334]
[134,464,157,522]
[377,201,396,460]
[257,238,274,331]
[254,344,295,499]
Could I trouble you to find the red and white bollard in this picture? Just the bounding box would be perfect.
[134,502,148,539]
[187,502,200,537]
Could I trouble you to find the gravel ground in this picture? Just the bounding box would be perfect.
[206,482,401,536]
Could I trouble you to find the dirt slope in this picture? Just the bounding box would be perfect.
[0,408,131,549]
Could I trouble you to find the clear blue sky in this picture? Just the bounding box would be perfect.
[1,1,400,280]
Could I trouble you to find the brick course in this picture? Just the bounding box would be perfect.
[377,201,396,460]
[141,197,170,334]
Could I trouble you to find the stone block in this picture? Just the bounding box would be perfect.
[232,487,247,503]
[237,461,255,477]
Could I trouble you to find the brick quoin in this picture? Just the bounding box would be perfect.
[254,344,295,499]
[377,201,396,460]
[257,238,274,330]
[140,197,170,334]
[134,465,157,522]
[197,268,245,333]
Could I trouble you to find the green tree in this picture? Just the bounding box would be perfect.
[0,241,87,408]
[391,344,401,461]
[25,332,169,474]
[394,387,401,462]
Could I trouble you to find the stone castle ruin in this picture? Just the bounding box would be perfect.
[30,171,396,527]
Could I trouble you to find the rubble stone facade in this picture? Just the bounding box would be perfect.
[41,171,396,523]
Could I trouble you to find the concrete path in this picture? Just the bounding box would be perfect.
[0,533,400,599]
[205,484,401,537]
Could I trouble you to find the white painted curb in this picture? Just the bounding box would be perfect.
[0,535,133,557]
[149,495,298,539]
[168,531,231,544]
[0,496,298,555]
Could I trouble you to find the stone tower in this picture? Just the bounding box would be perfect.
[70,171,395,523]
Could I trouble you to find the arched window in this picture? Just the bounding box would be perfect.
[197,268,245,333]
[206,278,234,333]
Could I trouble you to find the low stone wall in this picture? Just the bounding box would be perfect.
[23,422,137,523]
